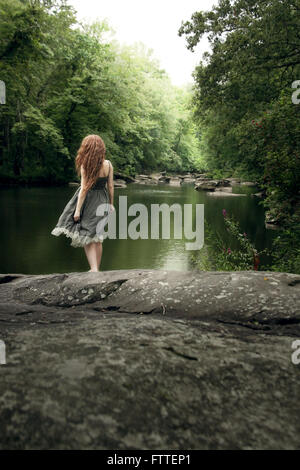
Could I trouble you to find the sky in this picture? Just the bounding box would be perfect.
[68,0,216,87]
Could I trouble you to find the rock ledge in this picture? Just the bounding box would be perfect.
[0,269,299,450]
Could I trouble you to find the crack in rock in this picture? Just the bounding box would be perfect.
[162,346,198,361]
[0,274,25,284]
[288,279,300,287]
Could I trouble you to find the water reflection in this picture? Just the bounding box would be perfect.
[0,183,275,274]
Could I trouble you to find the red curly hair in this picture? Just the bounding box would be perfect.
[75,134,106,193]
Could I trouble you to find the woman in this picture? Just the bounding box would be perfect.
[51,134,114,272]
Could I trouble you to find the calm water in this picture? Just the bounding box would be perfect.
[0,182,276,274]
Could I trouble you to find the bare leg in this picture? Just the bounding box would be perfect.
[96,242,103,270]
[84,242,99,272]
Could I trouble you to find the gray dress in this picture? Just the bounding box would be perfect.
[51,169,111,248]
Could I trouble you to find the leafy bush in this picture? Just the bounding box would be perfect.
[191,208,300,274]
[191,209,267,271]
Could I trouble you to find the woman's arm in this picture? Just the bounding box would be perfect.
[107,160,114,207]
[74,166,89,220]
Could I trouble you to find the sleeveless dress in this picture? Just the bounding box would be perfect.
[51,167,111,248]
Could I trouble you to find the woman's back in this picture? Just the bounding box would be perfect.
[97,160,111,179]
[90,160,112,190]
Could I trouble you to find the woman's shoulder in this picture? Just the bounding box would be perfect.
[106,159,113,174]
[98,159,113,178]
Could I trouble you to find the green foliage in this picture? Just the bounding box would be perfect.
[179,0,300,178]
[179,0,300,270]
[191,207,300,276]
[191,209,267,271]
[0,0,202,184]
[265,223,300,274]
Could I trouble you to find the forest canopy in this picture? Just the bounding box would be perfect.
[178,0,300,211]
[0,0,203,184]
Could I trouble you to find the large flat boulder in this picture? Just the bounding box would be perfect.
[0,269,299,449]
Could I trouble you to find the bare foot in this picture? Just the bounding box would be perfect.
[88,269,99,272]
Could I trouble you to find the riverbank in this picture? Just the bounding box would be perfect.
[0,269,300,449]
[0,170,258,188]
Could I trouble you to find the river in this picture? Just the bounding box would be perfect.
[0,182,276,274]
